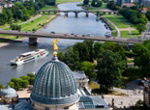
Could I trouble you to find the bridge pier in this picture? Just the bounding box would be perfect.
[75,12,78,18]
[85,12,89,17]
[29,38,37,46]
[65,12,68,17]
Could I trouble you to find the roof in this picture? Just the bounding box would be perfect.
[73,71,87,80]
[79,96,109,109]
[0,86,17,98]
[30,57,79,105]
[14,100,34,110]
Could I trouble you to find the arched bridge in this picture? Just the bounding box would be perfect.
[40,9,118,17]
[0,30,142,46]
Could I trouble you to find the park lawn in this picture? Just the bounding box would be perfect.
[104,15,132,28]
[19,15,56,31]
[41,5,58,11]
[87,3,107,11]
[0,15,56,40]
[121,30,140,38]
[0,34,18,41]
[56,0,82,4]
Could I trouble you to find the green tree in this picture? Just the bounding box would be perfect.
[8,78,22,90]
[91,0,102,7]
[73,40,94,62]
[0,13,6,25]
[80,61,96,80]
[0,84,5,89]
[58,47,80,70]
[83,0,89,5]
[146,10,150,21]
[96,50,126,91]
[20,79,29,88]
[136,23,146,33]
[27,73,35,85]
[133,40,150,77]
[10,24,21,31]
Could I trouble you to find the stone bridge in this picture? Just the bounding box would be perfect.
[0,30,142,46]
[39,9,118,17]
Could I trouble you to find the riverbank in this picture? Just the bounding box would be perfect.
[0,14,57,42]
[103,15,140,38]
[0,42,9,48]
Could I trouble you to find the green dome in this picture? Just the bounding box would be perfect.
[30,57,79,105]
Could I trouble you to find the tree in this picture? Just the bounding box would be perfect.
[146,10,150,21]
[96,50,126,91]
[91,0,102,7]
[0,13,6,25]
[133,40,150,77]
[8,77,29,90]
[80,61,96,80]
[10,24,21,31]
[136,23,147,33]
[27,73,35,85]
[83,0,89,5]
[0,84,5,89]
[58,47,80,70]
[73,40,94,62]
[20,79,29,88]
[8,78,22,90]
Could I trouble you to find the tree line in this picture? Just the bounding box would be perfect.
[83,0,102,7]
[8,73,35,90]
[58,40,150,92]
[106,1,149,33]
[119,7,148,33]
[0,0,56,25]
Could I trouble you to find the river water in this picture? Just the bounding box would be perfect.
[0,2,110,85]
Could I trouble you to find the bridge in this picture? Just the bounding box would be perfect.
[0,30,142,46]
[40,9,118,18]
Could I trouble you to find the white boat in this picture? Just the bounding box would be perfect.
[10,49,49,66]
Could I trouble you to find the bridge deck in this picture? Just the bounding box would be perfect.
[0,30,142,44]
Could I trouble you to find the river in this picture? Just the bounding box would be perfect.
[0,2,110,85]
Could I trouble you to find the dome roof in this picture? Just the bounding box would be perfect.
[0,86,18,98]
[15,100,34,110]
[30,57,79,105]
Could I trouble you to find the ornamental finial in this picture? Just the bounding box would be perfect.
[53,39,59,57]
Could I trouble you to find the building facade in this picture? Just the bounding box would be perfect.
[143,79,150,107]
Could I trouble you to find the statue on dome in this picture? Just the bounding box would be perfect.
[53,39,59,57]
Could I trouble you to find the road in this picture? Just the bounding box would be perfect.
[0,30,142,44]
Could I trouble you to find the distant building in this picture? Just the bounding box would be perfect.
[116,0,133,5]
[0,86,18,104]
[143,79,150,107]
[116,0,150,7]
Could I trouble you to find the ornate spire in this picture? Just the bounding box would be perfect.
[53,39,59,57]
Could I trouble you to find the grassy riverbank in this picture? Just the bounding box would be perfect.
[41,5,58,11]
[0,15,56,41]
[86,3,107,11]
[103,15,140,38]
[21,15,56,31]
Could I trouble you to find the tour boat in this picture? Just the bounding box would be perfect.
[10,49,49,66]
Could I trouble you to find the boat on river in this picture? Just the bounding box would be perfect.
[10,49,49,66]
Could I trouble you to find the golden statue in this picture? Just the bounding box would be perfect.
[53,39,59,57]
